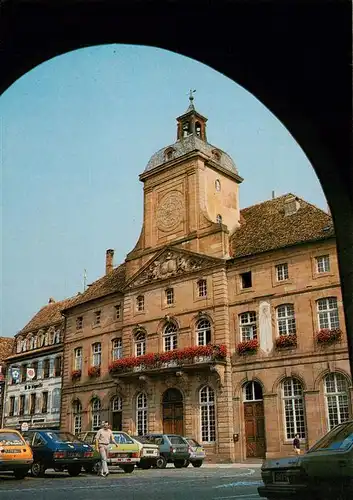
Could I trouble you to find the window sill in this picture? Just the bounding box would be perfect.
[272,279,293,288]
[239,288,253,294]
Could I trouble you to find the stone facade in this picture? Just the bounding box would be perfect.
[0,337,15,426]
[56,100,352,462]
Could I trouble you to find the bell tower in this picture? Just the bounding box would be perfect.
[125,93,243,279]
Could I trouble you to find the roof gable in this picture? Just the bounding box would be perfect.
[231,194,334,258]
[19,296,77,335]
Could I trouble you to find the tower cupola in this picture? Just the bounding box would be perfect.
[176,90,208,141]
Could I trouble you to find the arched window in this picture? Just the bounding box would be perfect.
[282,378,306,439]
[53,328,61,344]
[136,295,144,312]
[216,214,222,224]
[52,388,61,413]
[110,396,123,431]
[163,323,178,351]
[182,121,190,137]
[243,381,263,401]
[317,297,340,330]
[33,336,37,349]
[111,396,122,412]
[112,338,122,360]
[21,339,27,352]
[136,392,148,436]
[215,179,221,192]
[196,319,211,346]
[91,398,102,431]
[276,304,296,336]
[92,342,101,366]
[239,312,257,341]
[28,336,34,350]
[200,386,216,443]
[195,121,201,137]
[135,331,146,357]
[72,399,82,434]
[16,337,22,354]
[324,373,350,429]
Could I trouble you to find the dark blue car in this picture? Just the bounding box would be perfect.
[22,430,95,477]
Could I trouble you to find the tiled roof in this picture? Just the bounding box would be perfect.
[63,263,126,311]
[19,296,77,335]
[0,337,15,363]
[231,194,334,258]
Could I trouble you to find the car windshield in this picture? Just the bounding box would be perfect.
[132,436,153,444]
[168,436,185,445]
[44,432,82,444]
[0,432,25,445]
[186,438,200,447]
[308,421,353,452]
[113,432,134,444]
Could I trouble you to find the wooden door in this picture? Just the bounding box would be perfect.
[112,411,122,431]
[244,402,266,458]
[162,389,184,435]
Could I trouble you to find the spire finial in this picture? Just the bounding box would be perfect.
[187,89,196,111]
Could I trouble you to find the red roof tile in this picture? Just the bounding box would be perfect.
[19,296,77,335]
[0,337,15,363]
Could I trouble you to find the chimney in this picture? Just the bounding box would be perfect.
[284,196,300,216]
[48,297,56,304]
[105,249,114,275]
[272,190,275,199]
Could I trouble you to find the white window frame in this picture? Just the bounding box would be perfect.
[282,378,306,440]
[136,295,145,312]
[111,396,122,412]
[165,288,174,305]
[276,304,296,336]
[112,338,123,360]
[74,347,82,370]
[135,332,146,357]
[316,255,330,273]
[317,297,340,330]
[216,214,222,224]
[243,381,263,402]
[197,279,207,298]
[324,373,350,430]
[239,312,257,341]
[276,263,289,281]
[163,323,178,351]
[136,392,148,436]
[92,343,102,367]
[200,386,216,443]
[196,319,212,346]
[91,399,102,431]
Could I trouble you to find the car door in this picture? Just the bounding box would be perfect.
[32,432,49,466]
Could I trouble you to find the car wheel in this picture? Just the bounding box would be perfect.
[183,460,190,468]
[121,464,134,473]
[14,469,28,479]
[31,461,46,478]
[156,456,167,469]
[92,461,101,474]
[84,464,94,473]
[192,460,203,468]
[174,460,184,468]
[68,465,82,477]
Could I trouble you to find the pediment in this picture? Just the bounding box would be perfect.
[125,247,224,290]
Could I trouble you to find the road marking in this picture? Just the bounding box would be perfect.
[214,480,263,488]
[220,468,255,478]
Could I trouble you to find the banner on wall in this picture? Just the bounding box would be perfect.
[11,366,20,382]
[27,367,35,380]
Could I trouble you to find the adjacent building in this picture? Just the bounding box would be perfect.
[0,337,15,426]
[36,100,353,461]
[3,297,74,431]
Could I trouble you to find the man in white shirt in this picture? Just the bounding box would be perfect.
[95,421,118,477]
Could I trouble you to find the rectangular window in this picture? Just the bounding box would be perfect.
[316,255,330,273]
[112,338,123,360]
[94,311,101,326]
[19,395,25,416]
[92,343,102,366]
[166,288,174,305]
[42,392,48,413]
[76,316,83,330]
[43,359,50,379]
[240,271,252,289]
[74,415,82,434]
[136,296,144,312]
[239,312,257,341]
[276,263,289,281]
[30,394,36,415]
[21,364,27,383]
[317,297,340,330]
[54,357,62,377]
[74,347,82,370]
[197,279,207,298]
[115,304,121,320]
[9,396,15,416]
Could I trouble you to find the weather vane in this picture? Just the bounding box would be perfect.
[188,89,196,103]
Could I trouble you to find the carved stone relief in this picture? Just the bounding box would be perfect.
[156,191,184,232]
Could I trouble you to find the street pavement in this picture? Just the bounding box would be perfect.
[0,465,264,500]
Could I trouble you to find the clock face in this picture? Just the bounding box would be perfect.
[156,191,184,232]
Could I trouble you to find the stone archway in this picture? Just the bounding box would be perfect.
[162,388,184,435]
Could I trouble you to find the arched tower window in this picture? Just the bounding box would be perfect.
[195,121,202,137]
[163,322,178,351]
[196,319,211,346]
[216,214,222,224]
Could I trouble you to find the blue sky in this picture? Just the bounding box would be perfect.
[1,44,327,338]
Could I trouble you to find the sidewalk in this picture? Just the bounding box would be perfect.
[166,463,262,469]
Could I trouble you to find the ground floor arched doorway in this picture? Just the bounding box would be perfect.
[243,381,266,458]
[162,388,184,435]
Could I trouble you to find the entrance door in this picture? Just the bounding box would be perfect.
[162,388,184,435]
[112,411,122,431]
[243,382,266,458]
[111,396,122,431]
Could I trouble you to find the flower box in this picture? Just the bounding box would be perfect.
[237,339,259,355]
[108,344,227,375]
[88,366,101,377]
[316,328,342,345]
[71,370,81,380]
[275,334,297,349]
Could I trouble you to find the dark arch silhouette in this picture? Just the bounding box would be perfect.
[162,388,183,404]
[1,2,351,374]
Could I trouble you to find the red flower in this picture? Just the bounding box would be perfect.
[316,328,342,344]
[237,339,259,355]
[71,370,81,380]
[275,334,297,349]
[88,366,101,377]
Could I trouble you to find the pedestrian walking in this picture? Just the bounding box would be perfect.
[293,433,301,455]
[95,421,118,477]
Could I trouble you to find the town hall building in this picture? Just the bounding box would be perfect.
[23,97,351,462]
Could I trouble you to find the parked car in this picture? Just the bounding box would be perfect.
[131,435,159,469]
[143,433,190,469]
[258,420,353,500]
[0,428,33,479]
[182,437,205,467]
[22,430,94,477]
[77,430,140,473]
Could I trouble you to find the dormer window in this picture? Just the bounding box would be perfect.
[215,179,221,192]
[164,147,175,161]
[211,149,221,161]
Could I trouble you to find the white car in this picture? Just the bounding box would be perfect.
[131,435,160,469]
[182,438,206,467]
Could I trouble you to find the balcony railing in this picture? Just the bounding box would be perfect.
[108,344,227,376]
